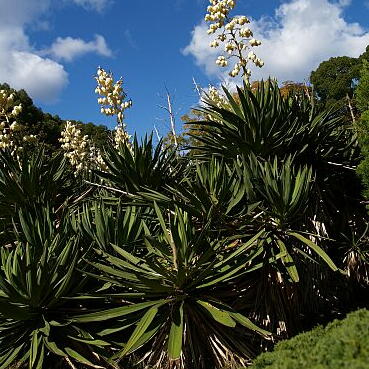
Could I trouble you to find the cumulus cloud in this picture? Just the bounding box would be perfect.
[0,51,68,102]
[48,35,112,62]
[0,0,113,103]
[0,0,51,27]
[0,0,67,102]
[183,0,369,83]
[183,22,221,78]
[71,0,111,12]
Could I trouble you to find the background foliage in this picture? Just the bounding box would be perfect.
[250,309,369,369]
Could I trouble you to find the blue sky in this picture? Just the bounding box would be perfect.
[1,0,369,138]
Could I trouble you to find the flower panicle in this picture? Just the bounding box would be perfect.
[95,67,132,124]
[59,121,106,173]
[95,67,133,151]
[204,0,264,80]
[0,89,37,158]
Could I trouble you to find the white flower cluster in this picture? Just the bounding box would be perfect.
[200,86,230,124]
[60,121,90,172]
[59,121,106,173]
[205,0,264,80]
[95,67,133,150]
[90,144,107,172]
[95,67,132,124]
[207,86,227,108]
[114,125,132,149]
[0,90,37,155]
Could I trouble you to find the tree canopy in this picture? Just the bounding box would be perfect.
[310,45,369,110]
[0,83,110,152]
[355,60,369,113]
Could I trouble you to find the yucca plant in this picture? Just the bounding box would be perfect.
[183,81,366,322]
[74,204,272,369]
[137,154,338,283]
[124,152,343,340]
[96,135,186,196]
[137,157,257,237]
[341,223,369,286]
[77,201,146,254]
[151,154,341,337]
[230,155,343,338]
[0,207,111,369]
[189,81,354,165]
[188,80,362,238]
[0,148,87,244]
[250,156,339,282]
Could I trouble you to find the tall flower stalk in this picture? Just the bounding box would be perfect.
[95,67,132,148]
[205,0,264,80]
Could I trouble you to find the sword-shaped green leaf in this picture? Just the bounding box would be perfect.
[168,302,184,360]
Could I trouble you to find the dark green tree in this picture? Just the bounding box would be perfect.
[310,56,360,110]
[0,83,110,151]
[310,45,369,118]
[70,121,110,149]
[355,60,369,199]
[359,45,369,63]
[355,60,369,112]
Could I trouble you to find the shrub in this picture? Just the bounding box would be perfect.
[76,204,271,369]
[250,309,369,369]
[0,207,112,369]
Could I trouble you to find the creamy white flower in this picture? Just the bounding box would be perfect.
[59,121,91,173]
[204,0,264,79]
[95,67,132,125]
[94,67,133,153]
[249,38,262,47]
[9,121,21,131]
[0,90,35,156]
[248,51,256,60]
[239,27,253,38]
[210,40,220,48]
[216,55,228,67]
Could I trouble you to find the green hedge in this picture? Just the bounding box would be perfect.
[250,309,369,369]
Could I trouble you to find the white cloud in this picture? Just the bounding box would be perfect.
[0,51,68,102]
[48,35,112,62]
[0,0,51,27]
[183,22,221,78]
[0,0,68,102]
[0,0,113,103]
[183,0,369,83]
[71,0,111,12]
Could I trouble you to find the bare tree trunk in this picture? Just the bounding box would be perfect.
[166,90,178,148]
[153,124,161,142]
[346,93,356,124]
[311,83,315,108]
[158,87,178,149]
[192,77,202,98]
[303,80,311,100]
